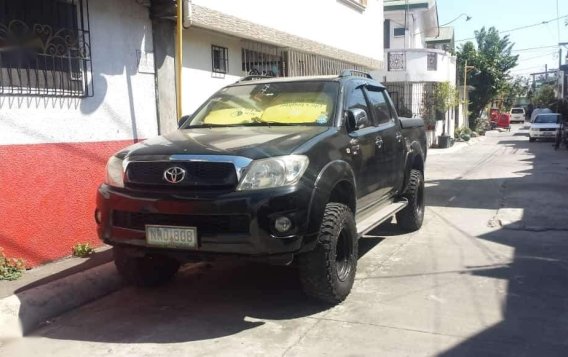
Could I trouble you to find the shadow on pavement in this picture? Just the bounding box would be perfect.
[437,133,568,355]
[27,226,394,344]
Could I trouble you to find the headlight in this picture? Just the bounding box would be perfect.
[237,155,309,191]
[105,156,125,188]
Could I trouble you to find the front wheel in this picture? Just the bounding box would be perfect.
[529,137,535,142]
[396,169,425,232]
[113,247,180,287]
[297,203,358,304]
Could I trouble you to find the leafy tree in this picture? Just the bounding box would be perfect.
[533,84,556,107]
[502,76,530,110]
[457,27,519,126]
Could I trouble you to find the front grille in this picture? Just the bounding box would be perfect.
[540,128,557,132]
[112,211,250,235]
[125,161,237,190]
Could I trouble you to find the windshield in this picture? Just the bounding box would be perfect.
[183,81,339,128]
[511,108,524,114]
[534,114,560,124]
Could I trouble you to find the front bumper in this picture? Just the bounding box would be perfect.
[530,130,557,138]
[96,183,316,258]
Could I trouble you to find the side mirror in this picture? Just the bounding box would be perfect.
[178,115,190,128]
[346,108,370,132]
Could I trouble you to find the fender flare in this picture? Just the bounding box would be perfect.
[302,160,357,251]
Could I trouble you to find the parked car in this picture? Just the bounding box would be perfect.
[530,108,553,123]
[529,113,561,142]
[510,107,525,123]
[95,70,427,303]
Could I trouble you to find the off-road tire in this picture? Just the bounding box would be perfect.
[529,137,535,142]
[113,247,180,287]
[297,203,358,304]
[396,169,425,232]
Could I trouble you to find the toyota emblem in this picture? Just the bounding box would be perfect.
[163,166,186,184]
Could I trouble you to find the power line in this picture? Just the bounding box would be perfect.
[456,14,568,42]
[512,45,559,52]
[512,65,548,72]
[520,51,557,61]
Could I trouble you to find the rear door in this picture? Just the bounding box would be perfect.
[364,86,405,198]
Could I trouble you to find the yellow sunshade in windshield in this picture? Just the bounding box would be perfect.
[202,108,261,125]
[261,93,331,124]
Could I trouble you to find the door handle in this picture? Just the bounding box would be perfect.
[349,138,360,154]
[395,132,403,142]
[375,136,384,149]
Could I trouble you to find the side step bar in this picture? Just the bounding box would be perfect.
[355,199,408,236]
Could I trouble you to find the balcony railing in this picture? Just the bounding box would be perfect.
[386,49,449,72]
[382,48,456,84]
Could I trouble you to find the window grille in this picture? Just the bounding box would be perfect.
[427,52,437,71]
[0,0,92,97]
[241,41,285,77]
[240,40,370,78]
[388,52,406,71]
[211,45,228,74]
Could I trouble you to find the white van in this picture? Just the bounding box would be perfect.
[510,107,525,123]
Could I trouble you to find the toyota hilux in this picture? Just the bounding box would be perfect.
[95,70,427,303]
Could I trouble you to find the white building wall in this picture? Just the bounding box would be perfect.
[191,0,384,63]
[0,0,158,145]
[182,27,244,114]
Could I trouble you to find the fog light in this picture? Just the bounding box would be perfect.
[94,209,102,224]
[274,216,292,233]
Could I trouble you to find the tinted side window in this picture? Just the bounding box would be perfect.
[347,87,370,118]
[366,89,393,125]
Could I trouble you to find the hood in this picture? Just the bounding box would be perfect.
[122,126,331,160]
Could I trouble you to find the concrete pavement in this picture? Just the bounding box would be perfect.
[2,123,568,356]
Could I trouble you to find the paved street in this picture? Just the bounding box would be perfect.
[2,124,568,356]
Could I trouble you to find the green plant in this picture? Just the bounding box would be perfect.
[0,248,25,281]
[72,243,95,258]
[455,126,472,139]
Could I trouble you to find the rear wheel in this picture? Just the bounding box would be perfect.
[396,169,425,232]
[113,247,180,287]
[297,203,358,304]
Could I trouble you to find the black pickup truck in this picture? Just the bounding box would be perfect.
[96,70,427,303]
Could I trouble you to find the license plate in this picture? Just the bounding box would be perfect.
[146,225,197,249]
[544,132,554,136]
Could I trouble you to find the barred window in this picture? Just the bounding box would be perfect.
[211,45,228,74]
[0,0,92,97]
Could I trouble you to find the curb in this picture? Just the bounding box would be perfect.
[0,262,123,341]
[428,136,485,155]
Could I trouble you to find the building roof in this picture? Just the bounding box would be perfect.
[425,26,454,43]
[384,0,434,11]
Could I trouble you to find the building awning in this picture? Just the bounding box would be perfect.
[425,27,454,43]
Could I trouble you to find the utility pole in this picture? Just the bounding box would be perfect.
[545,64,548,82]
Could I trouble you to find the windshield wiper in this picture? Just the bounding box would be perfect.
[186,124,235,128]
[245,121,301,127]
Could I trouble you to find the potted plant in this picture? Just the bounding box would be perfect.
[433,82,459,148]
